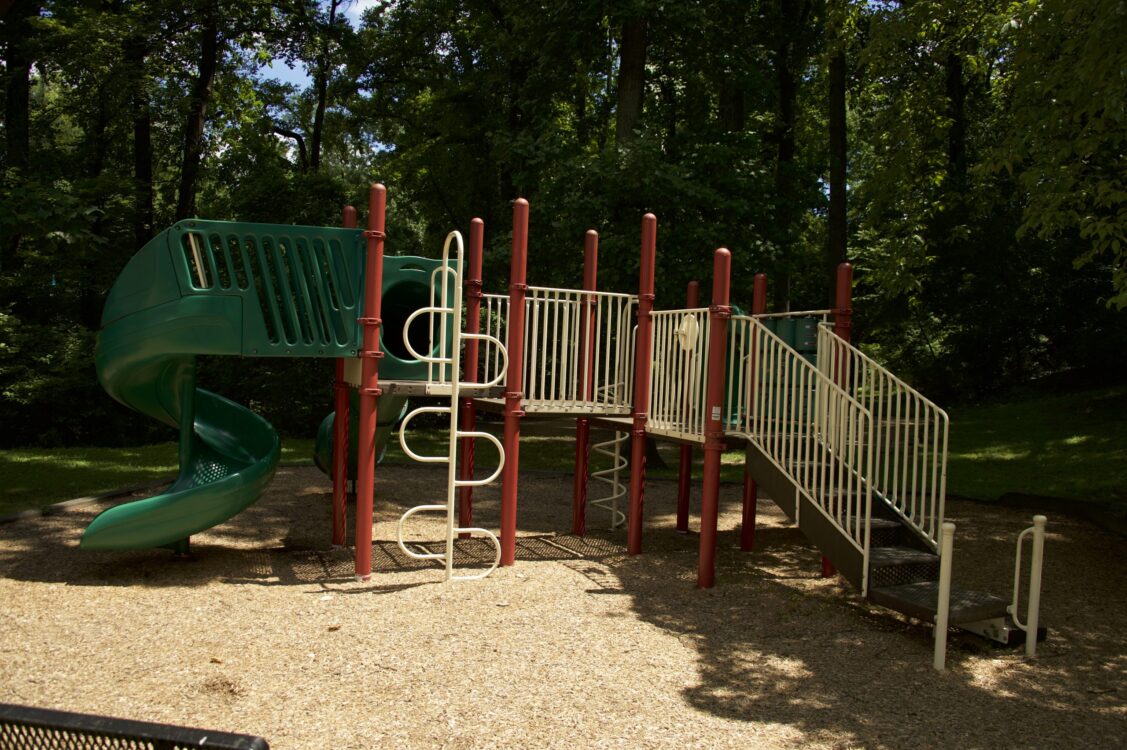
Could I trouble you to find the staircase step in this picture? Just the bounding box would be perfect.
[841,516,902,547]
[869,581,1009,625]
[868,545,940,587]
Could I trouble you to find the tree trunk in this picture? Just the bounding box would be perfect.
[175,12,222,221]
[133,80,154,250]
[827,47,847,304]
[945,51,967,191]
[718,84,745,133]
[772,4,798,310]
[310,0,340,172]
[3,0,37,174]
[2,0,40,270]
[614,17,646,144]
[273,125,308,172]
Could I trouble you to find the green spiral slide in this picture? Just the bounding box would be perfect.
[83,219,447,551]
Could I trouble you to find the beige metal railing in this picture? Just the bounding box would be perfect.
[816,324,949,549]
[648,309,711,442]
[481,287,636,413]
[726,316,876,591]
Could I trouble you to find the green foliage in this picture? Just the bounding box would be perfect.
[1,0,1124,450]
[984,0,1127,308]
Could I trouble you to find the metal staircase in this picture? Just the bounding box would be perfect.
[725,316,1034,651]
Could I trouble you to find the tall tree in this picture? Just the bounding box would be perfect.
[826,2,848,303]
[615,16,646,143]
[175,5,222,220]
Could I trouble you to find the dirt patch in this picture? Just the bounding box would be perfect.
[1,462,1124,749]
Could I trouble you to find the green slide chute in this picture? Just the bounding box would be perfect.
[84,219,447,551]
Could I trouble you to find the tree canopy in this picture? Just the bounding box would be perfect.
[1,0,1124,447]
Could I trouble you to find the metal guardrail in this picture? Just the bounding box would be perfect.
[481,288,636,413]
[0,702,268,749]
[648,308,711,441]
[1009,515,1048,657]
[725,316,876,586]
[816,323,949,549]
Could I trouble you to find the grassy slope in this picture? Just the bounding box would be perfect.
[3,385,1122,516]
[946,385,1127,504]
[0,440,316,517]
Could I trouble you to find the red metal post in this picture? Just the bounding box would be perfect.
[834,262,853,342]
[822,261,854,578]
[698,248,732,588]
[458,218,485,538]
[499,199,529,566]
[331,205,358,547]
[675,280,700,533]
[740,272,767,551]
[626,214,657,556]
[354,183,387,580]
[572,230,599,535]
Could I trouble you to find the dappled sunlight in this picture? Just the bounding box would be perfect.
[952,445,1031,462]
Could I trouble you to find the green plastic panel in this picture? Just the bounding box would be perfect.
[166,220,366,358]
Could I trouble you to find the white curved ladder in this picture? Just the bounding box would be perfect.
[395,231,509,581]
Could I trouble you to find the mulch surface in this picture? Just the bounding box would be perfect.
[1,460,1124,749]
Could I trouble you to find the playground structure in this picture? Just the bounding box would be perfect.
[87,183,1046,668]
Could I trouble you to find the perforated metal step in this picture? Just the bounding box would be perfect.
[868,545,940,587]
[868,581,1008,625]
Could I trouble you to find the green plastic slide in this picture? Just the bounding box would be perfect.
[313,391,408,481]
[84,219,452,551]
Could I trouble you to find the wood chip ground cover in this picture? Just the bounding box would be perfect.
[1,465,1123,748]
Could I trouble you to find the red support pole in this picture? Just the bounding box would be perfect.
[675,280,700,534]
[572,230,599,535]
[331,205,358,547]
[834,262,853,343]
[698,248,732,588]
[354,184,387,580]
[822,261,853,578]
[458,218,485,539]
[626,214,657,556]
[500,199,529,566]
[740,272,767,552]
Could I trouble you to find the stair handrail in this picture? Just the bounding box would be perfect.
[395,231,504,581]
[816,323,949,550]
[728,315,876,593]
[1007,515,1048,657]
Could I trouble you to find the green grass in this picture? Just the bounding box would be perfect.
[8,385,1119,519]
[0,443,179,517]
[0,438,316,517]
[0,425,745,518]
[946,385,1127,504]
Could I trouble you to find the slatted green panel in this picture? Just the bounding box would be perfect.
[169,219,366,357]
